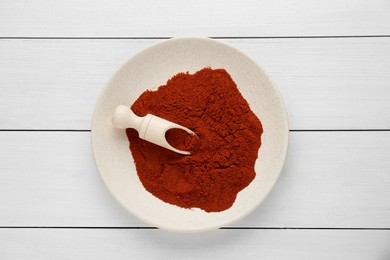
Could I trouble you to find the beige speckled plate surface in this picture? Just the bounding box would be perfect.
[91,37,288,232]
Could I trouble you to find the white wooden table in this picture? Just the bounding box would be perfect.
[1,1,390,259]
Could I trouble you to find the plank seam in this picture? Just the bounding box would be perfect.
[0,35,390,40]
[0,227,389,230]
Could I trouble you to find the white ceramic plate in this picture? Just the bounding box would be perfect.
[91,37,288,232]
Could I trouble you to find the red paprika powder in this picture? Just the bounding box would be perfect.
[126,68,263,212]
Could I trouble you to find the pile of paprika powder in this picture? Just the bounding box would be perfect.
[126,68,263,212]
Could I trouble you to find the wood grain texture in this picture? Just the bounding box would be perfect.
[1,131,389,228]
[1,228,389,259]
[1,38,390,130]
[1,0,390,37]
[1,0,389,258]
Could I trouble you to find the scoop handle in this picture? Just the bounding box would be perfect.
[112,105,144,131]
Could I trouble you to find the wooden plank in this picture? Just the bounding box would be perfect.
[1,38,390,130]
[1,0,390,37]
[1,228,389,259]
[0,131,389,228]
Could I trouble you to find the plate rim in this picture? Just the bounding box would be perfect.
[91,37,289,232]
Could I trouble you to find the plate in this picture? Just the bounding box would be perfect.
[91,37,288,232]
